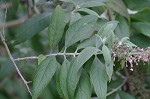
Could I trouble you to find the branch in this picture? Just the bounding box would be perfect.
[0,6,32,95]
[106,72,127,96]
[0,32,32,95]
[26,0,34,17]
[0,15,28,30]
[0,2,12,10]
[14,53,80,61]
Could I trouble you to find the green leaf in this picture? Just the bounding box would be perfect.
[77,8,99,17]
[131,8,150,22]
[125,41,137,48]
[115,15,129,39]
[31,34,44,53]
[65,15,98,48]
[95,19,109,31]
[61,0,105,8]
[75,70,91,99]
[102,45,112,64]
[90,57,108,99]
[54,62,64,98]
[118,91,135,99]
[119,37,137,48]
[67,47,100,99]
[40,87,55,99]
[64,11,71,24]
[119,37,129,45]
[32,56,58,99]
[77,0,105,8]
[130,34,150,48]
[60,0,74,3]
[38,54,46,65]
[77,36,96,50]
[107,31,115,48]
[48,6,66,49]
[107,78,123,92]
[132,22,150,37]
[98,21,118,39]
[14,13,51,44]
[70,12,81,25]
[123,0,150,10]
[59,59,70,99]
[106,61,114,81]
[107,93,118,99]
[106,0,129,19]
[77,35,102,50]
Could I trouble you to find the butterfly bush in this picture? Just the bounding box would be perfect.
[112,42,150,71]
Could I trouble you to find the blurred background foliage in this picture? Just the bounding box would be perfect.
[0,0,150,99]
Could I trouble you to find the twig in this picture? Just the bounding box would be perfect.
[0,15,28,30]
[0,32,32,95]
[124,67,134,95]
[106,72,127,96]
[27,0,34,17]
[2,4,7,39]
[0,2,12,10]
[0,6,32,95]
[14,53,80,61]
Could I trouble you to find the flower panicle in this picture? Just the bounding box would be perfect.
[112,43,150,71]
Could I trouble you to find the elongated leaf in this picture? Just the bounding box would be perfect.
[119,91,135,99]
[98,21,118,39]
[64,11,71,24]
[61,0,104,8]
[60,0,73,3]
[65,15,98,48]
[74,0,105,8]
[77,35,102,50]
[132,22,150,37]
[70,12,81,25]
[95,19,108,31]
[102,45,112,64]
[32,56,58,99]
[77,8,99,17]
[79,1,105,8]
[54,62,64,98]
[131,8,150,22]
[131,34,150,48]
[90,57,108,99]
[38,54,46,65]
[106,31,115,48]
[106,61,114,81]
[59,59,70,99]
[115,15,129,39]
[31,34,44,53]
[14,13,51,44]
[40,87,55,99]
[75,70,91,99]
[107,93,118,99]
[106,0,129,19]
[48,6,66,49]
[119,37,129,44]
[67,47,100,99]
[123,0,150,10]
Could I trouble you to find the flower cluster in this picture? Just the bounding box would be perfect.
[112,43,150,71]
